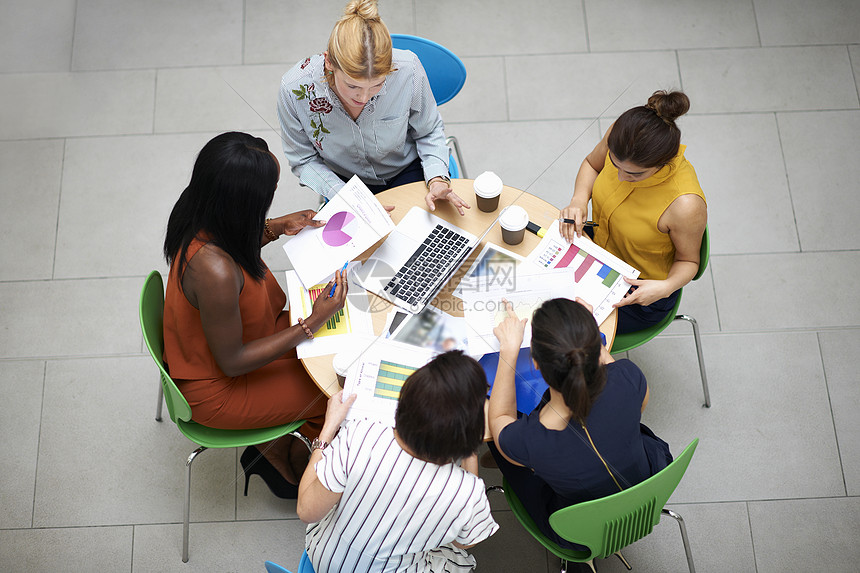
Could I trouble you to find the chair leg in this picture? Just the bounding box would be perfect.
[290,431,312,453]
[155,381,164,422]
[183,446,207,563]
[662,508,696,573]
[446,135,468,179]
[674,314,711,408]
[613,551,632,570]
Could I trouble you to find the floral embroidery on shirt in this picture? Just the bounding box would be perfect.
[300,57,311,69]
[292,83,331,149]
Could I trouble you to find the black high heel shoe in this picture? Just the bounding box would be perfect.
[240,446,299,499]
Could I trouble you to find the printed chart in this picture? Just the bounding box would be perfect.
[374,360,418,401]
[343,341,434,425]
[526,223,639,325]
[322,211,356,247]
[303,282,351,337]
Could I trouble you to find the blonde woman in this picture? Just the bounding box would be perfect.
[278,0,469,215]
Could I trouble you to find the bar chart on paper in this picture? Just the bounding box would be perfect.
[302,283,351,337]
[374,361,418,401]
[526,224,640,324]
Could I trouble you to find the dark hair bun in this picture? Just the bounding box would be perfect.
[647,90,690,123]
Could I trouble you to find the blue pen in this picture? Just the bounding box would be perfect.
[329,262,348,298]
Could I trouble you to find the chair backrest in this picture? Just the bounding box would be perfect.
[693,226,710,281]
[390,34,466,105]
[139,270,193,424]
[548,439,699,560]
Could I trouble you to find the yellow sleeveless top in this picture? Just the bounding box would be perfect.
[591,145,706,280]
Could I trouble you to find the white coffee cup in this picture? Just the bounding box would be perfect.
[473,171,503,212]
[499,205,529,245]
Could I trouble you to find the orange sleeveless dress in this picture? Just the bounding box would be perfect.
[162,237,325,437]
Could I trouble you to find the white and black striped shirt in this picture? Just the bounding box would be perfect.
[306,420,499,573]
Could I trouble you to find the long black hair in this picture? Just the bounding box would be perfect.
[163,132,278,281]
[530,299,606,421]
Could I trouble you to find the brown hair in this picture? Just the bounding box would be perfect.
[608,90,690,169]
[394,351,487,465]
[530,299,606,422]
[327,0,395,80]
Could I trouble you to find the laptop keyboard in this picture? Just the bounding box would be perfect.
[383,224,470,306]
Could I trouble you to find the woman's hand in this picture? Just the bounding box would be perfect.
[425,179,470,216]
[614,277,674,308]
[493,299,527,356]
[276,210,326,237]
[559,203,587,242]
[306,270,348,331]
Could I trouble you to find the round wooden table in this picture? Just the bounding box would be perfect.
[300,179,617,396]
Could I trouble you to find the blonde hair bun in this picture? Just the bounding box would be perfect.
[344,0,380,20]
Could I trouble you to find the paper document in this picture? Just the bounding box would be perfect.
[283,175,395,287]
[525,222,640,324]
[342,340,435,425]
[460,269,578,356]
[285,262,374,358]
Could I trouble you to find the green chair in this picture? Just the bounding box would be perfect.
[139,270,311,562]
[501,439,699,573]
[611,228,711,407]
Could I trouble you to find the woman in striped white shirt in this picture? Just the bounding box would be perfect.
[297,351,499,572]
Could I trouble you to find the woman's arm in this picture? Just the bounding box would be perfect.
[560,126,612,241]
[183,247,347,376]
[488,301,527,468]
[297,392,356,523]
[614,193,707,308]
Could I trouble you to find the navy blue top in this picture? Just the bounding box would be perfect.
[498,359,657,513]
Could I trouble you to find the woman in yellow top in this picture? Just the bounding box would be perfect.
[560,90,707,334]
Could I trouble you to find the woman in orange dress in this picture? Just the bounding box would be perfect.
[162,131,347,498]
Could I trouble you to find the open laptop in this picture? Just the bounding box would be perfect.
[355,206,492,313]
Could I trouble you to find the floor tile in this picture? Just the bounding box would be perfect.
[819,330,860,496]
[72,0,242,70]
[749,497,860,573]
[755,0,860,45]
[449,120,602,210]
[0,361,44,529]
[0,0,75,73]
[0,526,132,571]
[440,57,509,125]
[155,65,286,134]
[244,0,415,66]
[682,113,799,255]
[470,510,549,572]
[54,133,209,279]
[506,51,680,121]
[712,251,860,331]
[633,332,845,502]
[34,357,237,527]
[0,70,155,140]
[0,277,143,359]
[0,140,63,281]
[585,0,759,51]
[416,0,586,57]
[133,519,307,572]
[579,502,755,573]
[777,110,860,251]
[679,46,859,113]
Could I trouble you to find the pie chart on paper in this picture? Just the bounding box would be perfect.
[322,211,357,247]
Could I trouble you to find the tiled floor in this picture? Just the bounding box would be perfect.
[1,1,859,571]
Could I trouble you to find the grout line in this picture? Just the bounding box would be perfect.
[241,0,247,66]
[676,50,684,92]
[817,332,849,497]
[847,45,860,107]
[502,56,510,122]
[129,525,135,573]
[746,500,760,573]
[581,0,590,53]
[69,0,78,72]
[50,140,66,281]
[772,112,803,252]
[30,361,47,528]
[751,0,763,48]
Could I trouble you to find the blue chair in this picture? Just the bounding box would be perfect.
[265,551,315,573]
[391,34,468,178]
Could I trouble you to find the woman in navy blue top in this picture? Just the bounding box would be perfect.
[488,297,672,549]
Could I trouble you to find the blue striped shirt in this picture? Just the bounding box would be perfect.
[278,50,450,200]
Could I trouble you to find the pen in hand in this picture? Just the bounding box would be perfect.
[559,218,599,227]
[329,262,349,298]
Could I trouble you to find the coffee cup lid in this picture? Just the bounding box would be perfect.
[473,171,503,198]
[499,205,529,230]
[332,344,364,376]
